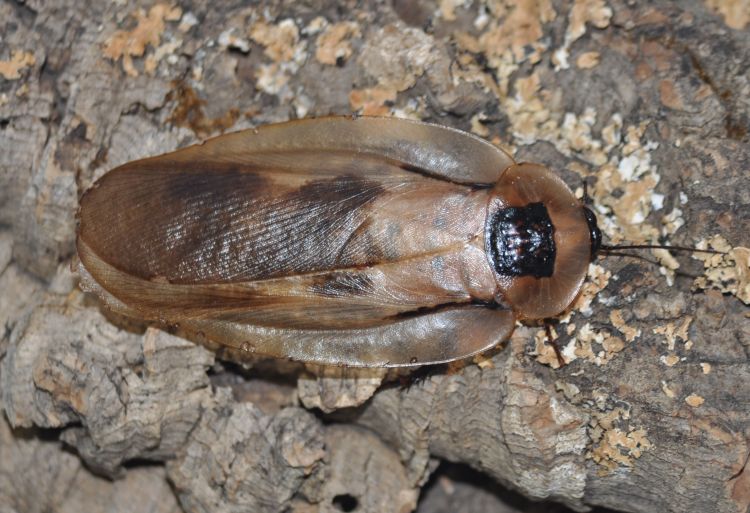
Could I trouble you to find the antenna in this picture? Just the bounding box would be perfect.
[600,243,726,255]
[581,186,727,260]
[582,178,593,205]
[601,250,706,279]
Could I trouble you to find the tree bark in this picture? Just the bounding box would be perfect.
[1,1,749,512]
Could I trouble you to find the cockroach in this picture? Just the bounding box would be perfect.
[75,116,719,367]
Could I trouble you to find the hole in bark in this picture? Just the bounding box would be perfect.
[332,494,358,511]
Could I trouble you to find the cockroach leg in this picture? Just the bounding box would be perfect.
[544,320,566,368]
[398,364,445,390]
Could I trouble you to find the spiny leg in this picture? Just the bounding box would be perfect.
[545,320,566,368]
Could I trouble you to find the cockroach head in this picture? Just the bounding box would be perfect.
[582,206,602,260]
[487,164,592,319]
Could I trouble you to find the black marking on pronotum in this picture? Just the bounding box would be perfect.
[487,202,556,278]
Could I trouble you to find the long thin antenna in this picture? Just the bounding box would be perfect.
[600,250,703,279]
[600,250,663,265]
[582,179,591,205]
[600,243,726,255]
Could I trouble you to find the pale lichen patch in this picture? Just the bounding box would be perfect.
[685,393,705,408]
[249,19,305,63]
[591,123,663,247]
[144,40,181,74]
[588,406,652,474]
[570,263,611,315]
[102,4,182,77]
[533,316,627,369]
[475,0,556,65]
[533,302,628,368]
[452,0,555,100]
[590,427,651,473]
[692,235,750,305]
[601,335,625,354]
[349,87,398,117]
[438,0,471,21]
[705,0,750,30]
[315,21,361,66]
[653,316,693,351]
[350,24,438,115]
[473,352,496,369]
[661,381,676,398]
[575,51,600,69]
[561,119,668,264]
[177,12,198,32]
[302,16,328,36]
[555,0,612,70]
[255,64,291,96]
[503,72,613,166]
[701,362,712,374]
[560,108,607,165]
[503,71,556,145]
[359,24,438,92]
[561,338,578,363]
[532,326,564,368]
[470,112,491,137]
[572,324,627,366]
[601,113,623,151]
[0,50,36,80]
[248,19,307,99]
[555,380,582,402]
[653,248,680,286]
[609,309,640,342]
[661,207,685,237]
[567,0,613,44]
[218,28,251,53]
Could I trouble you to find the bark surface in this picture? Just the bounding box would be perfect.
[1,1,749,512]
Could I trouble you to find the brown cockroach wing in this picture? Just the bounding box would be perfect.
[157,116,516,185]
[77,117,518,367]
[184,307,516,367]
[77,239,516,367]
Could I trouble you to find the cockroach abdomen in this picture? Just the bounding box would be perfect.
[487,202,557,278]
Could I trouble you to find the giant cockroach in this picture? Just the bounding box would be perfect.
[76,116,717,367]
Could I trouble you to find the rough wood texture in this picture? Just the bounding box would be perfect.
[1,1,749,512]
